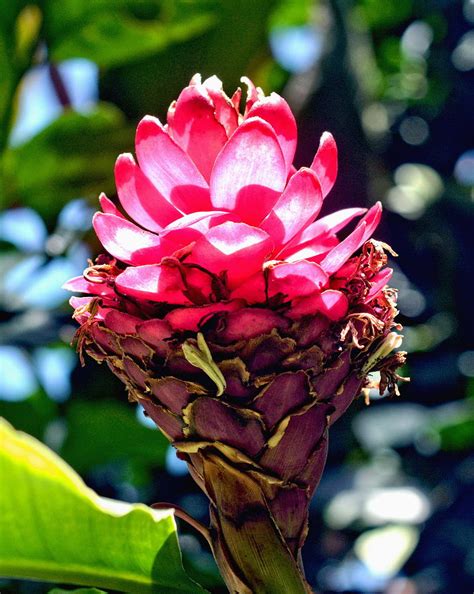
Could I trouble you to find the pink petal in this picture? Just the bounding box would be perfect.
[365,267,393,303]
[289,290,349,320]
[246,93,297,173]
[241,76,264,114]
[210,117,286,225]
[135,116,211,213]
[300,208,368,243]
[63,276,88,291]
[62,275,115,297]
[160,210,239,253]
[182,266,214,303]
[202,75,239,136]
[69,296,95,323]
[189,73,202,85]
[93,212,164,265]
[359,201,383,238]
[115,264,191,304]
[115,154,181,232]
[69,295,93,310]
[268,261,329,299]
[261,168,323,249]
[319,222,367,275]
[70,298,117,322]
[284,235,339,263]
[167,85,228,182]
[189,221,273,288]
[287,165,297,184]
[99,193,124,218]
[231,87,242,111]
[167,99,177,123]
[165,300,245,332]
[230,272,266,303]
[330,259,359,283]
[280,207,367,259]
[310,132,338,198]
[319,202,382,275]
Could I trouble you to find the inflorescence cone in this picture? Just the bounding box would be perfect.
[66,74,407,594]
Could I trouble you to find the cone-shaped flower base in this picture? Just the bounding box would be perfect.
[73,262,405,593]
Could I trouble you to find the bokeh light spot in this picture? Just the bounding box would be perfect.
[0,208,47,252]
[33,346,76,401]
[401,21,433,58]
[270,26,323,73]
[399,116,429,145]
[454,150,474,186]
[397,288,427,318]
[0,346,38,401]
[166,445,189,477]
[452,31,474,71]
[354,525,419,578]
[457,351,474,377]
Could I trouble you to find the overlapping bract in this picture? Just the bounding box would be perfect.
[65,74,387,325]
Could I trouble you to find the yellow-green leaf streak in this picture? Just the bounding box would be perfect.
[182,333,226,396]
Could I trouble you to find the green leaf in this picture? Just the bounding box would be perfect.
[0,418,206,593]
[42,0,215,68]
[269,0,312,29]
[48,588,107,594]
[60,400,168,474]
[435,411,474,451]
[356,0,413,29]
[2,103,132,220]
[182,333,226,396]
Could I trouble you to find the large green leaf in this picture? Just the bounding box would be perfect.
[2,103,132,219]
[0,418,206,593]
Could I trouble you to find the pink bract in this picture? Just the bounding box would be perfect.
[67,74,390,322]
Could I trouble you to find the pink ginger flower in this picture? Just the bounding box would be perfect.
[66,74,386,330]
[66,74,406,593]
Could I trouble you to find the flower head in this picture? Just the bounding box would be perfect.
[66,74,388,332]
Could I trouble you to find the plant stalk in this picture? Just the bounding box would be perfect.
[199,452,312,594]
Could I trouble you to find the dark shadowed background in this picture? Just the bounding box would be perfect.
[0,1,473,593]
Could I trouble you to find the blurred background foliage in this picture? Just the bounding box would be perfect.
[0,0,473,592]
